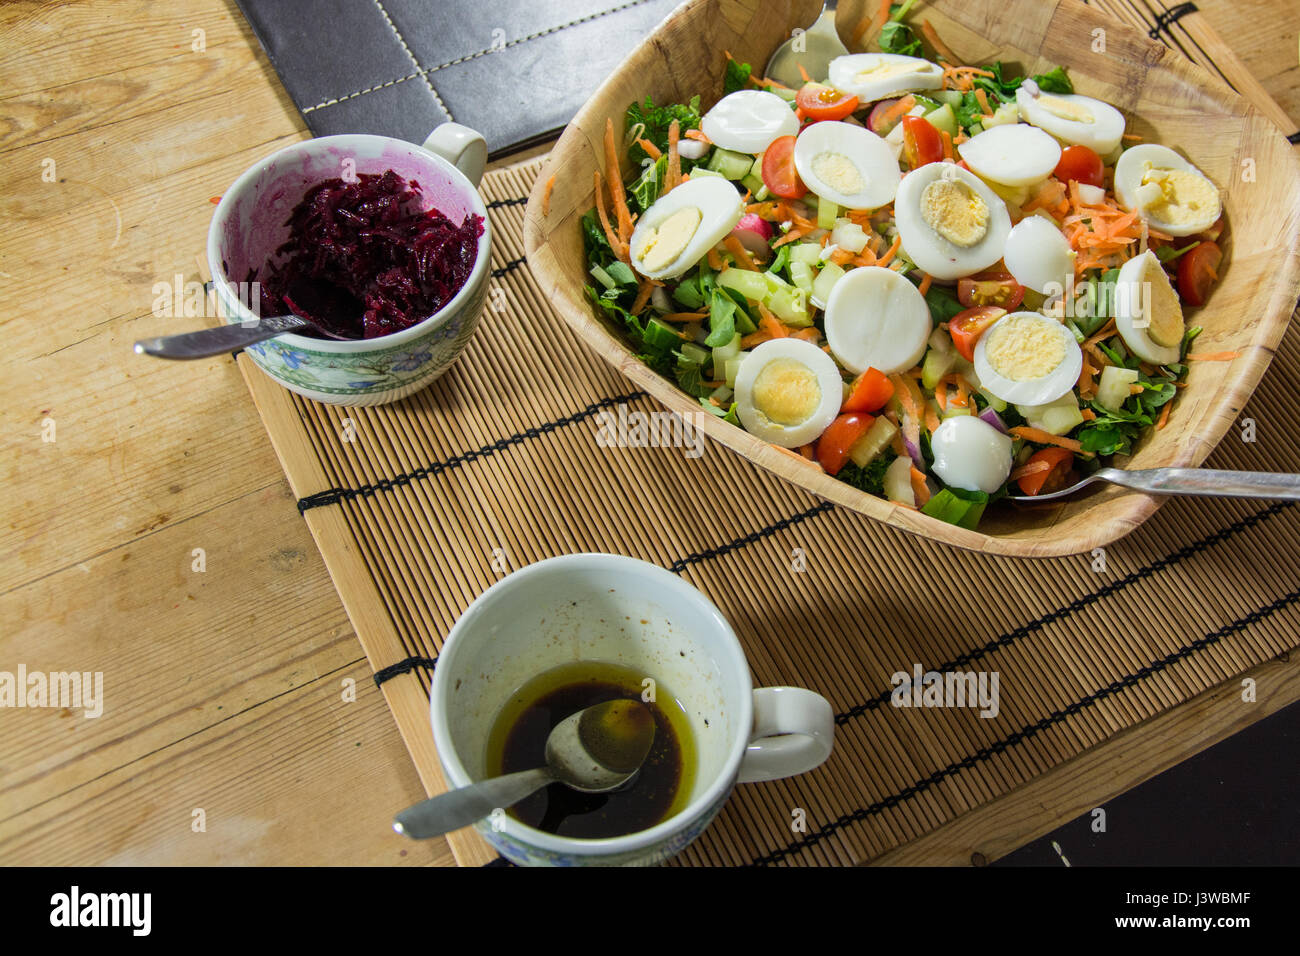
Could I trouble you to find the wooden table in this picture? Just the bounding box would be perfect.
[1,0,1296,866]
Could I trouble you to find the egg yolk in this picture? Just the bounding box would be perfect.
[1137,257,1186,348]
[920,178,989,248]
[985,314,1065,381]
[1135,164,1220,229]
[1039,94,1094,124]
[752,358,821,425]
[635,206,701,273]
[812,152,865,197]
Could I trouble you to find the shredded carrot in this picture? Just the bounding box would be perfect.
[604,118,634,247]
[723,234,759,271]
[909,466,932,507]
[1122,133,1144,141]
[935,381,948,412]
[917,273,933,297]
[879,95,917,128]
[1156,400,1172,430]
[684,128,711,143]
[1080,407,1097,421]
[974,89,991,116]
[855,0,892,49]
[1128,383,1145,395]
[877,234,902,266]
[952,374,970,409]
[828,247,856,266]
[593,171,628,263]
[659,311,708,322]
[1009,427,1087,455]
[940,129,954,161]
[921,20,961,64]
[796,63,812,84]
[707,246,724,271]
[1083,317,1118,349]
[541,174,556,216]
[793,327,821,342]
[631,278,655,315]
[1187,351,1240,362]
[636,138,662,160]
[1010,459,1052,482]
[757,303,790,339]
[741,330,773,349]
[772,226,813,248]
[798,444,816,461]
[666,119,682,193]
[853,249,879,268]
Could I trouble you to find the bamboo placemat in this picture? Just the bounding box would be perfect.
[232,0,1300,866]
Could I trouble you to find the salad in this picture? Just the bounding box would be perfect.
[580,4,1227,530]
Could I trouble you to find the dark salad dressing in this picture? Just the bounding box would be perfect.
[485,660,696,839]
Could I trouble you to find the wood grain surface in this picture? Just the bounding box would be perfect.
[1,0,1297,866]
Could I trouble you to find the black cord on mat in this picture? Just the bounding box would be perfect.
[1148,1,1198,39]
[373,654,438,689]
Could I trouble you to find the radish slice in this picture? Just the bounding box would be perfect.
[732,213,773,259]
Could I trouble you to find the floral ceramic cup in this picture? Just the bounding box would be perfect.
[430,554,836,866]
[206,126,491,406]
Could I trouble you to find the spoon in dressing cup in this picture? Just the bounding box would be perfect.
[392,699,656,840]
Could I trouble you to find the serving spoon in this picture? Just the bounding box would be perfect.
[1008,466,1300,503]
[763,0,849,90]
[133,278,360,359]
[392,699,656,840]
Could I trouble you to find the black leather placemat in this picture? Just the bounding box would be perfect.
[236,0,680,156]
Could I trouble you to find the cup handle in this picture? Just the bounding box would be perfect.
[422,122,488,188]
[736,687,835,784]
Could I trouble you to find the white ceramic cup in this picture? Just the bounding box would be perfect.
[429,553,835,866]
[206,124,490,406]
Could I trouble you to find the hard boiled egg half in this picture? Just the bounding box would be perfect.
[895,162,1012,280]
[827,53,944,103]
[1015,79,1126,155]
[823,265,930,374]
[1002,216,1076,295]
[1113,249,1184,365]
[1113,143,1220,237]
[627,176,743,280]
[792,121,901,210]
[931,416,1014,494]
[734,338,843,448]
[700,89,800,154]
[957,124,1062,188]
[973,311,1083,406]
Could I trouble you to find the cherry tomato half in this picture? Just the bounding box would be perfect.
[761,134,807,200]
[957,272,1025,311]
[1053,145,1105,189]
[817,413,875,477]
[1177,240,1223,308]
[1017,447,1075,496]
[902,116,944,169]
[794,83,860,122]
[948,305,1006,363]
[841,367,894,414]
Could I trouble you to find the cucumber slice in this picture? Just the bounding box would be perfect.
[679,342,710,365]
[848,417,899,468]
[817,199,839,230]
[717,268,769,302]
[644,318,683,351]
[922,103,958,138]
[708,147,757,180]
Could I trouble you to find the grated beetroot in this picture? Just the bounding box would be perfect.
[257,169,483,339]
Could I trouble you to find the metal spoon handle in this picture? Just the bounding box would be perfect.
[392,767,555,840]
[133,314,312,359]
[1103,467,1300,500]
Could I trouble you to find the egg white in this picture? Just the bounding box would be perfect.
[1015,82,1125,155]
[957,124,1062,188]
[792,120,901,210]
[973,310,1083,406]
[700,90,800,155]
[1003,216,1076,295]
[894,162,1012,280]
[1113,143,1220,238]
[734,338,844,448]
[823,266,930,374]
[930,416,1014,494]
[1113,250,1183,366]
[827,53,944,103]
[627,176,743,280]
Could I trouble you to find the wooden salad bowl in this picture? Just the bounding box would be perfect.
[523,0,1300,557]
